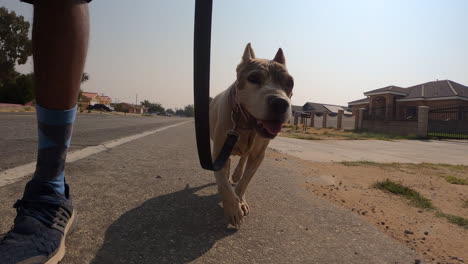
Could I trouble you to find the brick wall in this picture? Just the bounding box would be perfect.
[362,120,418,136]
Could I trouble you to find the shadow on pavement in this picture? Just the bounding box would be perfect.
[91,183,236,264]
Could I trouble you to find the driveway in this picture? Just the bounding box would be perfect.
[269,137,468,165]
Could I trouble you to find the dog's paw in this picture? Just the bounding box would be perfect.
[240,199,250,216]
[223,200,244,227]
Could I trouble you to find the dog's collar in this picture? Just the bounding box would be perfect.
[229,85,254,131]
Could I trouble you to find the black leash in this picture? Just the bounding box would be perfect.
[193,0,239,171]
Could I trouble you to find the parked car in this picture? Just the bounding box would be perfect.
[86,104,112,112]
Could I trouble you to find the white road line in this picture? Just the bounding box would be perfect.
[0,121,192,187]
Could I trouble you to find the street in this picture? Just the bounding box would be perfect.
[0,113,422,263]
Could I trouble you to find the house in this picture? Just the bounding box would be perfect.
[99,95,112,106]
[348,80,468,120]
[79,92,101,110]
[114,103,148,114]
[289,102,351,124]
[302,102,351,116]
[80,92,100,105]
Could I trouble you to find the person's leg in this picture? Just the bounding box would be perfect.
[31,0,89,194]
[0,1,90,263]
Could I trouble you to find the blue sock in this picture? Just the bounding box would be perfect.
[31,104,77,194]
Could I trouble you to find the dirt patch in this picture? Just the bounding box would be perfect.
[266,150,468,264]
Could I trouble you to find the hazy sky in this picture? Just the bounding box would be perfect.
[2,0,468,109]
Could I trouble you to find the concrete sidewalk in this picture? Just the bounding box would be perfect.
[270,137,468,165]
[0,123,422,263]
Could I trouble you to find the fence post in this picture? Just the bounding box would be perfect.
[310,111,315,128]
[337,110,344,130]
[322,112,328,128]
[417,106,429,138]
[354,110,359,130]
[358,108,365,130]
[293,112,299,126]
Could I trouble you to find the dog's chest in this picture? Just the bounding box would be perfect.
[231,129,256,156]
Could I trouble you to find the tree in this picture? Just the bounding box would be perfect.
[174,108,183,116]
[78,72,89,101]
[140,100,151,108]
[0,7,32,82]
[0,73,34,104]
[81,72,89,83]
[140,100,165,113]
[183,104,194,117]
[166,108,174,115]
[148,102,165,113]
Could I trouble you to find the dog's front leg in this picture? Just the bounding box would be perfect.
[231,154,248,184]
[214,159,244,227]
[235,140,269,216]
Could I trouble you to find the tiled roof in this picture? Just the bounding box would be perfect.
[348,98,369,105]
[291,105,302,112]
[303,102,348,114]
[303,102,328,112]
[364,85,408,95]
[404,80,468,99]
[81,92,98,99]
[350,80,468,103]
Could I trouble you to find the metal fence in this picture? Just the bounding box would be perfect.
[428,104,468,139]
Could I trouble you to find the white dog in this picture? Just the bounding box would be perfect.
[209,43,294,227]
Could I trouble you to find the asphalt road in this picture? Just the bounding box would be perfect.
[270,136,468,165]
[0,112,185,171]
[0,114,422,263]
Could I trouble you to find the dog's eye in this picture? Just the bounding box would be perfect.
[247,73,261,85]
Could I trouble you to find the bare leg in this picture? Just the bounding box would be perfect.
[33,0,89,110]
[0,1,90,263]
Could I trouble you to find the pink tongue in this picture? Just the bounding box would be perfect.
[261,120,283,135]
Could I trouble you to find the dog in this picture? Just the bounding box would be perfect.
[209,43,294,227]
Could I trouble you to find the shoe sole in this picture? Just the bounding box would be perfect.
[45,210,78,264]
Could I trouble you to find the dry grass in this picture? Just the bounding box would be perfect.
[444,176,468,185]
[280,125,418,140]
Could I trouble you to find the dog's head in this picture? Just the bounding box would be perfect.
[235,43,294,139]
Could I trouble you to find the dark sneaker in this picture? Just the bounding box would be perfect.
[0,181,77,264]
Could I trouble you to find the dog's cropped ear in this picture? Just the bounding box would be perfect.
[273,48,286,65]
[242,43,256,63]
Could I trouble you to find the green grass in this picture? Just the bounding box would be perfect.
[435,211,468,229]
[444,176,468,185]
[406,163,468,172]
[373,179,434,209]
[348,129,420,140]
[373,179,468,229]
[282,133,322,140]
[428,132,468,139]
[341,161,383,167]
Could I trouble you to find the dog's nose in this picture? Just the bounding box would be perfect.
[270,98,289,114]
